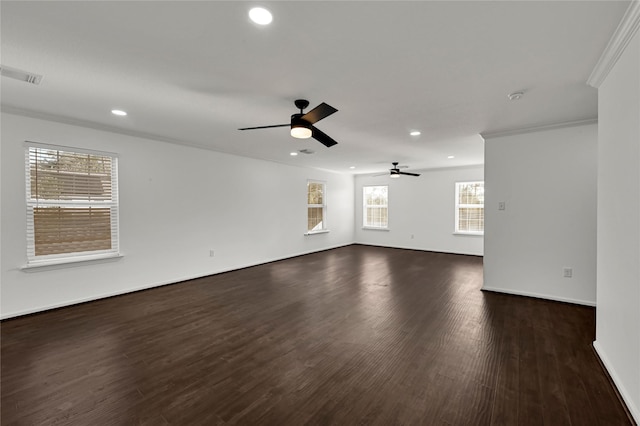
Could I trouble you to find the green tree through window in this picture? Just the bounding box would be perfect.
[307,181,326,232]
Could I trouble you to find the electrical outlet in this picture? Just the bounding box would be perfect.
[209,250,215,257]
[563,267,572,278]
[498,201,506,210]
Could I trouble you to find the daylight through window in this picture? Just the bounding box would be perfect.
[25,143,119,264]
[455,181,484,234]
[363,185,388,229]
[307,181,326,232]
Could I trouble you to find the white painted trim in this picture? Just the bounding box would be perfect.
[2,108,350,177]
[481,118,597,140]
[362,227,390,231]
[587,0,640,88]
[363,164,485,176]
[353,242,482,257]
[0,243,352,320]
[24,140,119,158]
[304,230,330,236]
[3,106,213,152]
[422,164,485,173]
[21,253,123,271]
[593,340,640,424]
[481,286,596,307]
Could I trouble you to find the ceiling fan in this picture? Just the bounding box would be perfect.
[373,162,421,178]
[238,99,339,147]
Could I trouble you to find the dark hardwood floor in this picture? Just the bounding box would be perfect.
[1,245,631,425]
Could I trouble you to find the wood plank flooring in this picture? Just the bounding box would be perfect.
[1,245,632,425]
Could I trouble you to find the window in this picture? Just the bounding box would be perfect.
[363,185,388,229]
[455,181,484,234]
[307,180,326,233]
[25,143,119,265]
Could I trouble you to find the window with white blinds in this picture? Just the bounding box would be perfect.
[363,185,388,229]
[25,143,119,265]
[455,181,484,234]
[307,180,327,233]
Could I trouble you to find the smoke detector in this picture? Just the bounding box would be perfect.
[0,65,43,85]
[508,91,524,101]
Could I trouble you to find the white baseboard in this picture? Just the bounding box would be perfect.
[593,340,640,424]
[353,242,483,257]
[481,286,596,307]
[1,243,353,320]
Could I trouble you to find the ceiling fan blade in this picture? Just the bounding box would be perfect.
[302,102,338,125]
[311,126,338,147]
[238,123,289,131]
[399,171,421,177]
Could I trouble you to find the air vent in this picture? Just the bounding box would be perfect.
[0,65,43,85]
[299,149,315,155]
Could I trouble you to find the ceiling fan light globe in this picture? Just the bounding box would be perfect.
[291,126,312,139]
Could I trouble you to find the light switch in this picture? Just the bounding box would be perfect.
[498,202,506,210]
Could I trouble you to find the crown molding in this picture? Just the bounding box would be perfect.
[481,118,597,140]
[587,0,640,88]
[1,105,216,152]
[1,105,349,176]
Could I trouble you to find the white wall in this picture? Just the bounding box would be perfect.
[0,113,355,319]
[594,28,640,422]
[354,166,484,256]
[483,124,598,306]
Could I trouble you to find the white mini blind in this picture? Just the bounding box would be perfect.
[363,185,388,228]
[25,144,119,263]
[455,181,484,233]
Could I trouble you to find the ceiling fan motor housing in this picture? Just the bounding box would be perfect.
[291,113,309,128]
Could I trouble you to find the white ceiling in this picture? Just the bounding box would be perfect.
[0,1,630,174]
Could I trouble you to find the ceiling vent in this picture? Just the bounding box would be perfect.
[299,149,315,155]
[0,65,43,85]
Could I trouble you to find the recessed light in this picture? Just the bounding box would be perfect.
[290,152,298,156]
[111,109,127,116]
[447,155,455,159]
[410,131,421,136]
[349,166,356,169]
[249,7,272,25]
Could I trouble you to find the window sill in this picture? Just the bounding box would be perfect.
[305,230,330,236]
[362,227,390,231]
[21,253,123,271]
[453,232,484,237]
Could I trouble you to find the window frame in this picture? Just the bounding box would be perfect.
[306,180,328,235]
[363,185,389,230]
[454,181,484,236]
[24,142,120,267]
